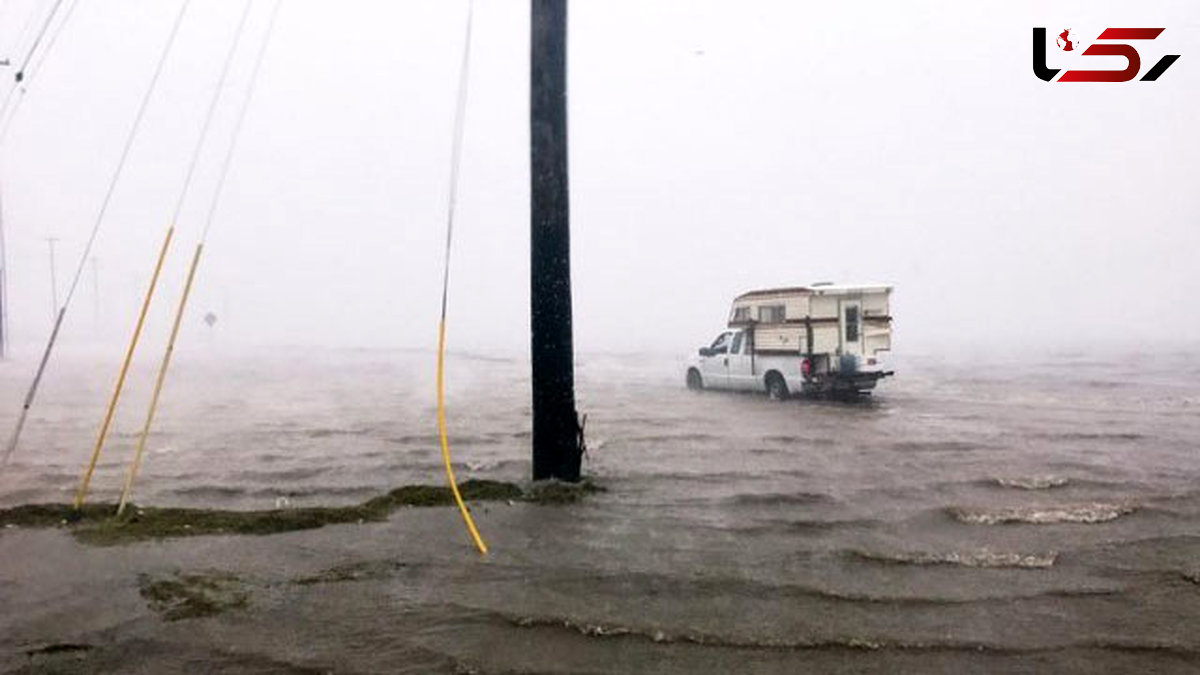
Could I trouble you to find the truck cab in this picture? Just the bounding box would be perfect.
[694,329,761,392]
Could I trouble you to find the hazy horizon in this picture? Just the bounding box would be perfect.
[0,0,1196,361]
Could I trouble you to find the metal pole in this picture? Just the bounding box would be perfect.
[530,0,582,482]
[748,321,756,375]
[804,316,814,380]
[44,236,58,320]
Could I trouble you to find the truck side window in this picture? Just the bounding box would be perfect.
[730,332,743,354]
[845,306,860,342]
[710,332,730,354]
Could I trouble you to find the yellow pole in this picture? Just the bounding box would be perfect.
[437,319,488,554]
[117,242,202,516]
[74,226,174,510]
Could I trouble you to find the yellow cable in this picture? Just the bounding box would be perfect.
[74,225,174,510]
[432,0,486,555]
[117,242,203,516]
[437,319,488,554]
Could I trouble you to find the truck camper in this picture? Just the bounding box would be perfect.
[687,283,894,398]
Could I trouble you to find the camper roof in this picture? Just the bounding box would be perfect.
[735,284,892,301]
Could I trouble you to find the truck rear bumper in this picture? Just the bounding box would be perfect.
[800,370,894,396]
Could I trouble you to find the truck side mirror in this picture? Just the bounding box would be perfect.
[698,347,712,357]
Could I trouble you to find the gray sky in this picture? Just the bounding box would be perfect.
[0,0,1196,358]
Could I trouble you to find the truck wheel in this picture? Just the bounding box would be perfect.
[765,372,788,400]
[686,369,703,390]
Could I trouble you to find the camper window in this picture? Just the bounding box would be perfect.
[730,332,743,354]
[759,305,785,323]
[845,306,860,342]
[732,306,750,322]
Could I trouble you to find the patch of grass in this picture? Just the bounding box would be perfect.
[75,504,378,545]
[0,478,599,545]
[0,503,112,528]
[362,479,524,511]
[138,571,248,621]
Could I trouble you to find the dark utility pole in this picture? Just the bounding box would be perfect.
[530,0,582,482]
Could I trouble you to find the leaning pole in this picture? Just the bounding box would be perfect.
[530,0,583,482]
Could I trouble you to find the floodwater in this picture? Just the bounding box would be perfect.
[2,346,1200,673]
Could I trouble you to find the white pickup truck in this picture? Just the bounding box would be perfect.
[686,284,894,399]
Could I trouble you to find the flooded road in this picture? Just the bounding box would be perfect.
[2,346,1200,673]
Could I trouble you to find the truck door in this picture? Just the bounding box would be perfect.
[726,330,755,390]
[700,331,732,389]
[840,300,864,359]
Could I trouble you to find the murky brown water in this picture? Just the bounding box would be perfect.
[2,346,1200,673]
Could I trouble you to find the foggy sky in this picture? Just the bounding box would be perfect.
[0,0,1196,359]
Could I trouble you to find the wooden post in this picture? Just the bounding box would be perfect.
[74,227,174,510]
[118,242,203,515]
[530,0,582,482]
